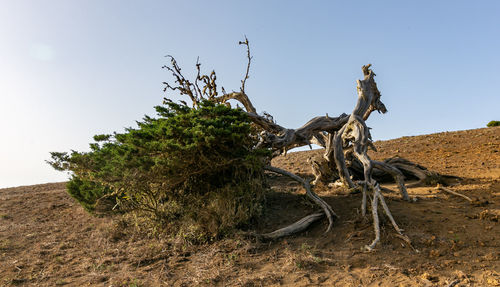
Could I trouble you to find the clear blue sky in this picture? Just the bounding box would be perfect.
[1,0,499,188]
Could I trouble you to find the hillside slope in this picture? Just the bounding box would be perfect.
[1,127,499,286]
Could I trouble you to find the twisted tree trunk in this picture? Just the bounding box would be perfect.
[163,40,448,248]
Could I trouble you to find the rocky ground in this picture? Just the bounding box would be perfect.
[1,126,499,286]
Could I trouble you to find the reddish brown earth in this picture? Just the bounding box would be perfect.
[1,127,499,286]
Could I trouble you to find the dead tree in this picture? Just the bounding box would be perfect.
[163,38,443,249]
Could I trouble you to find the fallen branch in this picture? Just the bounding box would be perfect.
[258,212,324,240]
[436,185,473,202]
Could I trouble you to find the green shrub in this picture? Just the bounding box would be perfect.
[49,100,269,242]
[487,120,500,127]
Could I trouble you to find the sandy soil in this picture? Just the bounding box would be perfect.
[1,126,499,286]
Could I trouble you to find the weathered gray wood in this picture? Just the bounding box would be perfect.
[258,213,325,240]
[436,185,473,202]
[338,65,409,250]
[332,128,356,188]
[372,160,409,201]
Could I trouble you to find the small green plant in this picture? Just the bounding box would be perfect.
[10,278,27,286]
[0,239,11,250]
[55,279,69,286]
[487,120,500,127]
[300,242,312,252]
[224,252,239,265]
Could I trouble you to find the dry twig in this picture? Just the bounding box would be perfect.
[436,185,473,202]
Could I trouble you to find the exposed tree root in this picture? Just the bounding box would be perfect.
[372,160,409,201]
[264,166,337,233]
[363,183,408,251]
[310,154,451,201]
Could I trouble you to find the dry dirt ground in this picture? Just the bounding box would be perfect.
[1,127,499,286]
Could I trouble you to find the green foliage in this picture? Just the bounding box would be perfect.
[66,176,112,212]
[49,99,269,242]
[487,120,500,127]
